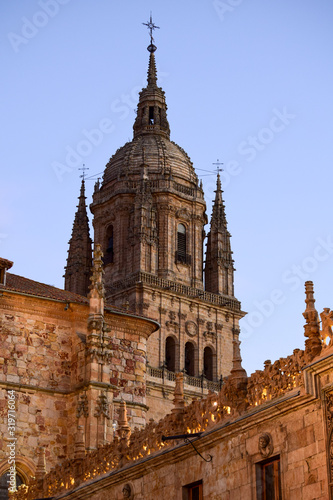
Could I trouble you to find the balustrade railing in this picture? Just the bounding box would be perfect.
[106,272,241,311]
[147,365,220,392]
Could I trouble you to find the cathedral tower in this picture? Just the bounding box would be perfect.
[89,24,245,417]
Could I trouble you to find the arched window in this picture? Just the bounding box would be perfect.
[176,223,187,264]
[149,106,154,124]
[204,346,214,381]
[165,336,176,372]
[0,471,24,500]
[185,341,195,377]
[104,225,114,265]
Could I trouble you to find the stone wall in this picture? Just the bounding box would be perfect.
[0,287,157,480]
[0,294,86,472]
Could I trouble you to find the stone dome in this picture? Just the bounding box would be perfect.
[103,134,198,186]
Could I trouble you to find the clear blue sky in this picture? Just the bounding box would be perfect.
[2,1,333,375]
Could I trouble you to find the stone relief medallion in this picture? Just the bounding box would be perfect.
[185,320,198,337]
[258,432,273,458]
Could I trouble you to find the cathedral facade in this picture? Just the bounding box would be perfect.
[0,32,242,496]
[1,28,333,500]
[64,37,244,420]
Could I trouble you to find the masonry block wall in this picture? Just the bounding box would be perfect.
[0,284,157,479]
[0,294,83,472]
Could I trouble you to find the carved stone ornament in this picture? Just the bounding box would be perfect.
[326,391,333,433]
[122,483,133,499]
[258,432,273,458]
[178,312,187,321]
[320,308,333,347]
[176,207,191,221]
[185,320,198,337]
[325,391,333,489]
[94,392,110,419]
[166,310,179,330]
[76,393,89,419]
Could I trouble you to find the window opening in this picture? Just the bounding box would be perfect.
[177,223,186,263]
[203,346,213,381]
[0,471,24,500]
[149,106,154,124]
[183,480,203,500]
[104,225,114,265]
[185,341,195,377]
[256,456,281,500]
[165,336,176,372]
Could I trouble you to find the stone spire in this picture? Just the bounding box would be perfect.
[205,173,235,296]
[86,244,108,360]
[88,243,105,317]
[147,50,157,87]
[227,328,248,414]
[117,400,131,441]
[64,179,92,296]
[303,281,322,361]
[133,32,170,139]
[35,447,46,480]
[74,425,86,460]
[172,372,185,415]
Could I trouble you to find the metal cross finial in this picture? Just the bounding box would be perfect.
[212,159,224,174]
[143,12,160,45]
[78,164,89,181]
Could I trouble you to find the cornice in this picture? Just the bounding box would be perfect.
[0,293,89,323]
[0,380,117,396]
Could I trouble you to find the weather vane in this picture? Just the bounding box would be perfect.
[212,159,224,174]
[78,164,89,181]
[143,12,159,51]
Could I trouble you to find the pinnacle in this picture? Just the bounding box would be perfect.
[78,178,87,209]
[211,174,227,228]
[147,51,157,86]
[64,180,93,296]
[80,178,85,198]
[216,172,222,192]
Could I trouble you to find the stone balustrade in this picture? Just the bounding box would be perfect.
[11,346,309,500]
[105,271,242,311]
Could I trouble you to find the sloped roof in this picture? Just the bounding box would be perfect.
[2,272,89,304]
[1,272,160,329]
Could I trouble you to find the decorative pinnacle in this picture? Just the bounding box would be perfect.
[143,12,159,52]
[304,281,316,312]
[216,172,221,192]
[303,281,322,360]
[79,177,85,199]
